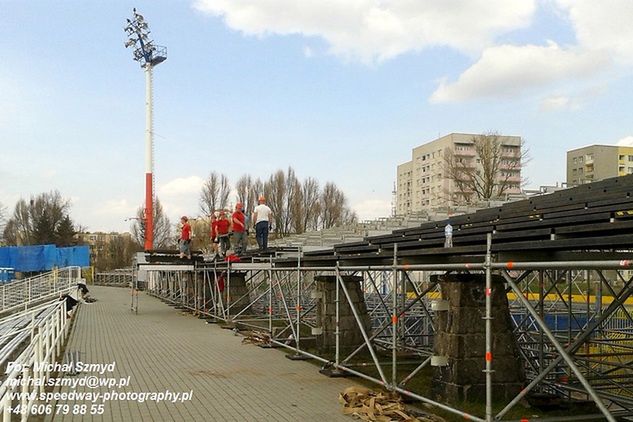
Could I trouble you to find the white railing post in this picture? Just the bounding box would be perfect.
[20,365,30,418]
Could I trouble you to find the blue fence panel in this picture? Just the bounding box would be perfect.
[0,245,90,271]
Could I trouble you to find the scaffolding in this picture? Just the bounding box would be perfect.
[140,243,633,422]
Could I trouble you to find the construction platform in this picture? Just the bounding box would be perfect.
[46,286,355,422]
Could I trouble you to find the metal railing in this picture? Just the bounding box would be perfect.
[0,300,72,421]
[94,269,134,287]
[0,267,81,314]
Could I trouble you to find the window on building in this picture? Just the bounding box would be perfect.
[619,155,625,161]
[573,157,577,164]
[629,167,633,174]
[629,155,633,162]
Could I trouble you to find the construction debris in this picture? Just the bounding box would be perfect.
[241,330,272,345]
[339,386,445,422]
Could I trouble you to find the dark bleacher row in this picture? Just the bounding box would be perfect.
[299,174,633,265]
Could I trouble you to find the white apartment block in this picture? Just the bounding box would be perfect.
[396,133,522,215]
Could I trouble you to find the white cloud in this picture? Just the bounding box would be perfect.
[193,0,536,62]
[556,0,633,64]
[157,176,206,221]
[616,136,633,147]
[352,199,391,221]
[430,42,608,102]
[158,176,205,197]
[540,95,574,111]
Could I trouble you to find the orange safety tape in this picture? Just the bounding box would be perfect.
[485,352,492,362]
[391,315,398,324]
[507,261,514,269]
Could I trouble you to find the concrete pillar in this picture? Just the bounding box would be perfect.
[315,275,370,353]
[228,271,250,317]
[431,273,525,403]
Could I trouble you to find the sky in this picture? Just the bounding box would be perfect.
[1,0,632,233]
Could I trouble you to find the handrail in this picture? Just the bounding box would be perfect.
[0,267,81,314]
[0,299,71,421]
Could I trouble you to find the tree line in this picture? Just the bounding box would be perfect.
[132,167,357,251]
[1,168,357,267]
[199,167,356,235]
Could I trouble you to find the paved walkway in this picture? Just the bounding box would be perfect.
[47,286,356,422]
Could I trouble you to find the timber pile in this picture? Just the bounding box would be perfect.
[241,330,271,346]
[339,386,445,422]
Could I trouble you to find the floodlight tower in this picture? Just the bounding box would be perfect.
[124,8,167,251]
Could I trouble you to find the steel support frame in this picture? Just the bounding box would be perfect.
[143,255,633,422]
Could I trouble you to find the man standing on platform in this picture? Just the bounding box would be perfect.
[253,195,273,251]
[179,216,192,259]
[232,203,247,255]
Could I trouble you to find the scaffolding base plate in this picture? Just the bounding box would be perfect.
[285,353,311,361]
[319,367,350,378]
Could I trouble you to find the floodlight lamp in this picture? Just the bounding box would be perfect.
[124,39,136,48]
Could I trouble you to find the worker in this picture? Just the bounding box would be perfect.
[216,210,231,257]
[232,203,247,255]
[77,283,96,303]
[253,195,273,251]
[444,222,453,248]
[179,216,192,259]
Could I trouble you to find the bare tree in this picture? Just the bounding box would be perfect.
[200,172,219,216]
[218,174,231,210]
[235,174,253,210]
[0,202,6,243]
[443,132,528,204]
[293,177,321,233]
[264,170,287,235]
[130,198,174,249]
[249,178,263,214]
[320,182,353,229]
[93,234,140,271]
[200,172,231,215]
[283,167,300,235]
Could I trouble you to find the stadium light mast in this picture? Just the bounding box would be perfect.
[124,8,167,251]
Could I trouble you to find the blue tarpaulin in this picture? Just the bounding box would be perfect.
[0,245,90,272]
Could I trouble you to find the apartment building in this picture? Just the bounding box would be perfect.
[567,145,633,185]
[396,133,522,214]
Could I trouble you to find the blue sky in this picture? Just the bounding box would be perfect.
[1,0,632,232]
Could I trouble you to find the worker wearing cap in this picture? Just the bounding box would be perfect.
[253,195,273,251]
[232,203,247,255]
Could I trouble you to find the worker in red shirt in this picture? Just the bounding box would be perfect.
[216,211,231,257]
[232,203,246,255]
[179,216,192,259]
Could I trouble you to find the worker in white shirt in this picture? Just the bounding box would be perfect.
[253,195,273,251]
[444,223,453,248]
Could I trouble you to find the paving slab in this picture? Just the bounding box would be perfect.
[45,286,356,422]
